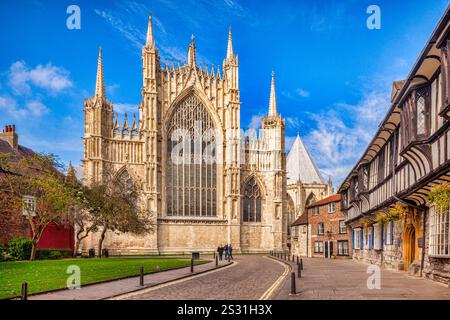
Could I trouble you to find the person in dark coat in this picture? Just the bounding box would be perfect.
[217,245,224,261]
[223,244,229,260]
[228,244,233,260]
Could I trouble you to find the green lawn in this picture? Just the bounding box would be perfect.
[0,258,207,299]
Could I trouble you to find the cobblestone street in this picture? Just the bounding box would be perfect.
[117,256,286,300]
[274,257,450,300]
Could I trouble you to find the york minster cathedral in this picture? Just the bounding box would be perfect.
[82,15,328,254]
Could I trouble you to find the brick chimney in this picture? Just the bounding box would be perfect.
[0,125,19,149]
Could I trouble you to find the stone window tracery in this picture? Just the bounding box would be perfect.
[243,178,261,223]
[166,95,217,217]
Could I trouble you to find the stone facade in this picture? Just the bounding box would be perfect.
[81,17,287,255]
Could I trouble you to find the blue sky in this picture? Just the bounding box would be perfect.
[0,0,448,186]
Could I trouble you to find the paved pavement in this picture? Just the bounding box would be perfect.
[273,256,450,300]
[117,255,286,300]
[29,257,231,300]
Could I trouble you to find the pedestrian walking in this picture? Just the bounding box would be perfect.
[218,245,224,261]
[224,244,229,260]
[228,244,233,260]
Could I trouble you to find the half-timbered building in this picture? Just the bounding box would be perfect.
[338,7,450,284]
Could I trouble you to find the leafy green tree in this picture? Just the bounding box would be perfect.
[1,153,75,260]
[82,167,154,257]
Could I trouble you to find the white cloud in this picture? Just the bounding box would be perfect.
[0,95,49,118]
[94,9,145,49]
[295,88,310,98]
[304,90,390,185]
[8,61,73,95]
[282,88,310,100]
[25,100,49,117]
[286,117,302,130]
[114,103,138,114]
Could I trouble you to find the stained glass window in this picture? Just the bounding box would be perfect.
[166,95,217,217]
[243,178,262,222]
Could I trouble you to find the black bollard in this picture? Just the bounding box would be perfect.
[300,258,303,270]
[213,251,216,259]
[298,263,302,278]
[290,272,296,294]
[140,267,144,286]
[215,256,218,267]
[190,259,194,273]
[296,256,299,265]
[21,282,28,300]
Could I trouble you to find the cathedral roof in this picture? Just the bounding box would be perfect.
[286,134,325,185]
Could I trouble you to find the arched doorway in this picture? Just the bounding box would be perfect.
[403,225,416,271]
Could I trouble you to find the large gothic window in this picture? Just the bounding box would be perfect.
[166,95,217,217]
[243,178,261,223]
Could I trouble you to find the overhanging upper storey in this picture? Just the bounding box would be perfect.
[338,6,450,221]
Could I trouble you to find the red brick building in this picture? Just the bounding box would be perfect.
[0,125,74,253]
[307,194,352,258]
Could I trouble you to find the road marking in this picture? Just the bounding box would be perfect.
[109,261,238,300]
[259,257,290,300]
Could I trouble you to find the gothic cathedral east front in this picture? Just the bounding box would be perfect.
[81,15,288,254]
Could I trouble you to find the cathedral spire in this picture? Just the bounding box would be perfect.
[95,47,105,98]
[146,12,155,48]
[268,71,278,117]
[188,34,196,68]
[226,26,234,59]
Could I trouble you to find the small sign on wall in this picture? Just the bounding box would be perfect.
[418,237,425,248]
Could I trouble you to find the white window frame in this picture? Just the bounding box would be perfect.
[386,221,393,245]
[317,223,324,235]
[312,207,319,215]
[366,227,373,248]
[339,220,347,234]
[354,228,361,249]
[337,240,349,256]
[429,205,450,258]
[373,223,382,250]
[328,202,336,213]
[314,241,324,253]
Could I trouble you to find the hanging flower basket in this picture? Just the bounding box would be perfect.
[428,183,450,213]
[388,204,408,221]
